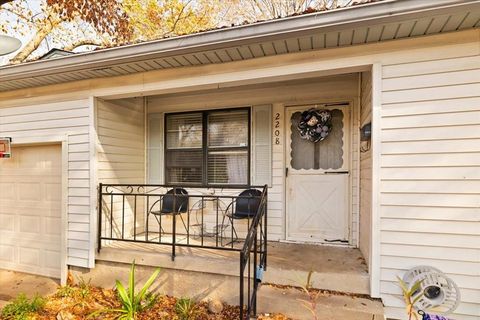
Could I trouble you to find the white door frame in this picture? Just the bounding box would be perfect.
[284,101,354,245]
[10,135,69,285]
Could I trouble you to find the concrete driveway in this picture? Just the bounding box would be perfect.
[0,269,59,309]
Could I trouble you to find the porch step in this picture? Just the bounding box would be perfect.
[96,242,370,295]
[263,266,370,295]
[257,284,384,320]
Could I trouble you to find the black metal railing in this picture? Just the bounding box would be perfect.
[97,183,268,319]
[239,185,267,319]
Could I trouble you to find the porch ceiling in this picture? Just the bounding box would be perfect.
[0,0,479,93]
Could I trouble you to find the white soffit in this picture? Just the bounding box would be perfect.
[0,0,479,92]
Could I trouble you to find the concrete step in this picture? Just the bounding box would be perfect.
[98,244,370,295]
[263,266,370,296]
[257,285,384,320]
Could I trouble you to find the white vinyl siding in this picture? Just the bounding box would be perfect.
[359,71,372,268]
[252,105,272,187]
[0,99,91,268]
[379,55,480,320]
[96,98,146,241]
[96,98,145,185]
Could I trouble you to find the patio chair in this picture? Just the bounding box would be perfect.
[149,188,189,234]
[223,188,262,244]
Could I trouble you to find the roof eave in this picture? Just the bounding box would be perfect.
[0,0,478,81]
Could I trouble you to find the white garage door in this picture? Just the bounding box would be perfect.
[0,144,62,278]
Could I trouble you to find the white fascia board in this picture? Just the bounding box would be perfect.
[0,0,478,81]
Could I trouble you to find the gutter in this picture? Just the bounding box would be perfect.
[0,0,478,81]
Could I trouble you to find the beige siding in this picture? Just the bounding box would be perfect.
[96,98,146,240]
[380,55,480,320]
[0,99,92,268]
[359,71,372,268]
[148,74,360,242]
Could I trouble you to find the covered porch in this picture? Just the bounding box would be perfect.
[94,71,375,318]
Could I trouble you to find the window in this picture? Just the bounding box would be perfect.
[165,108,250,186]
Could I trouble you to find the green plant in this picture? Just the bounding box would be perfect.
[175,298,198,320]
[1,293,45,320]
[90,261,160,320]
[77,277,92,299]
[397,276,424,320]
[56,285,75,298]
[297,270,320,320]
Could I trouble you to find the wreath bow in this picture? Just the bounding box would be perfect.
[297,108,332,142]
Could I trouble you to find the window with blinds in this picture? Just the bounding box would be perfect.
[165,109,250,186]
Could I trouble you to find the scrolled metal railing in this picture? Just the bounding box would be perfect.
[97,183,268,319]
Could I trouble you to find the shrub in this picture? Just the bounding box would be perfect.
[56,285,75,298]
[175,297,198,320]
[90,260,160,320]
[1,294,45,320]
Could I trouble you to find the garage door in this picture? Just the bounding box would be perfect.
[0,144,62,278]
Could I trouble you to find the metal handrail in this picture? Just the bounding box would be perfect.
[239,185,268,319]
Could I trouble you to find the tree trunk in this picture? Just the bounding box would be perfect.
[10,14,61,63]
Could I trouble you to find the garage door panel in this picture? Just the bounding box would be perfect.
[45,183,62,201]
[18,215,42,233]
[1,232,60,246]
[45,217,62,235]
[0,145,62,278]
[0,244,14,263]
[0,184,15,199]
[0,205,61,219]
[18,247,40,267]
[0,214,14,231]
[45,250,61,268]
[17,183,42,200]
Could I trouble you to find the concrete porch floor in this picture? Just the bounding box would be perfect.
[99,240,370,294]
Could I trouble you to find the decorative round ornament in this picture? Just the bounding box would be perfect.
[297,108,332,142]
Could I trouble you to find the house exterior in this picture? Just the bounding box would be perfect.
[0,0,479,319]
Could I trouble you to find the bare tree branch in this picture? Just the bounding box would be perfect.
[10,12,61,63]
[1,6,32,22]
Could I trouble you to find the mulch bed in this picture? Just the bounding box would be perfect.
[0,283,291,320]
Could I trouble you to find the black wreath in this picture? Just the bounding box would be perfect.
[297,108,332,142]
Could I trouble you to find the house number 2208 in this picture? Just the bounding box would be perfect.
[274,113,281,145]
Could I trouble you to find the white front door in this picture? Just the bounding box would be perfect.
[286,104,350,243]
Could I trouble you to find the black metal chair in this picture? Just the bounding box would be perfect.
[149,188,189,234]
[223,188,262,244]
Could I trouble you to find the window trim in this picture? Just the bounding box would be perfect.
[164,107,251,188]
